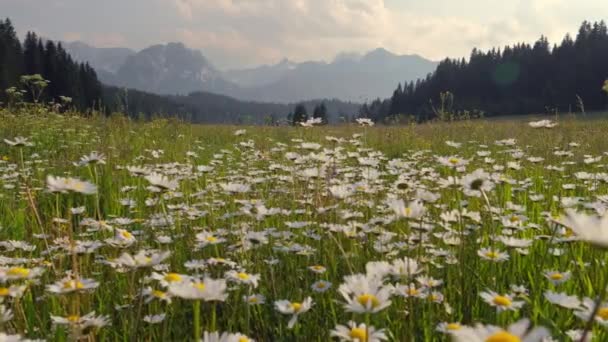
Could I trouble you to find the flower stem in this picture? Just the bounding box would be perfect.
[193,300,201,341]
[580,256,608,342]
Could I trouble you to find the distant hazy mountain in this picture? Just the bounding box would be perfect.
[70,41,437,103]
[229,48,437,102]
[223,58,298,87]
[110,42,240,96]
[64,41,134,74]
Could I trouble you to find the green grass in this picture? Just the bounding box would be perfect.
[0,110,607,341]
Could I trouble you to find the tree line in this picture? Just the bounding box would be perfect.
[361,20,608,122]
[0,18,102,110]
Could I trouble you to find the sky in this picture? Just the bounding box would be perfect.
[2,0,608,69]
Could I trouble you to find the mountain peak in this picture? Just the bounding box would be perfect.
[364,47,396,59]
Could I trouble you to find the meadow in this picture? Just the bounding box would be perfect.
[1,110,608,341]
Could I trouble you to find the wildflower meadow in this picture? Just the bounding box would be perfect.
[1,111,608,341]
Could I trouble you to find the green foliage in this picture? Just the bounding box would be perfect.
[312,102,328,125]
[1,111,608,340]
[0,20,102,110]
[291,103,308,125]
[20,74,49,103]
[366,20,608,121]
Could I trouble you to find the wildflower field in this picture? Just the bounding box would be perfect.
[2,111,608,341]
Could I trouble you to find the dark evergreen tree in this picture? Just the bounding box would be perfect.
[312,102,328,124]
[292,103,308,125]
[378,20,608,121]
[0,18,24,98]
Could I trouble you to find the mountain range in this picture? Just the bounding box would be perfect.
[65,41,437,103]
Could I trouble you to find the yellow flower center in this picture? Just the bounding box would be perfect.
[446,323,461,330]
[402,207,412,216]
[238,338,250,342]
[485,251,499,259]
[357,294,380,308]
[248,297,259,303]
[449,158,459,165]
[316,282,327,289]
[564,228,574,237]
[597,308,608,320]
[291,302,302,312]
[0,288,9,296]
[549,273,563,280]
[311,265,324,271]
[7,267,30,278]
[67,315,80,323]
[164,273,182,282]
[237,272,250,280]
[485,331,521,342]
[206,236,218,243]
[492,295,512,307]
[194,282,206,291]
[153,290,166,298]
[407,288,419,296]
[349,327,367,341]
[121,230,133,239]
[63,280,84,289]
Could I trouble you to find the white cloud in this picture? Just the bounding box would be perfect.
[167,0,548,66]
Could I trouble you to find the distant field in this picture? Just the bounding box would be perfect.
[0,110,607,341]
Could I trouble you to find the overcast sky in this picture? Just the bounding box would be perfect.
[2,0,607,69]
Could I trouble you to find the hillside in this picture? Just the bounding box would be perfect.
[67,42,437,103]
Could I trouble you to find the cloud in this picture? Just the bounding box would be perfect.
[62,32,83,42]
[6,0,607,68]
[89,33,129,48]
[167,0,547,66]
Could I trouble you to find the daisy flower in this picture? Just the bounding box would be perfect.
[0,285,26,299]
[105,228,136,248]
[168,277,228,301]
[4,136,33,147]
[396,283,427,299]
[449,318,548,342]
[389,257,422,278]
[274,297,313,329]
[0,266,45,281]
[575,298,608,326]
[225,270,260,288]
[480,290,525,312]
[554,210,608,248]
[46,175,97,195]
[142,287,172,304]
[339,274,392,313]
[202,331,254,342]
[437,156,469,168]
[356,118,374,126]
[544,291,581,309]
[308,265,327,274]
[477,248,509,262]
[543,270,571,285]
[143,313,166,324]
[144,173,179,191]
[461,169,494,197]
[151,272,190,287]
[331,321,387,341]
[46,275,99,294]
[388,199,426,219]
[243,294,265,305]
[436,322,463,334]
[108,250,170,269]
[311,280,332,292]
